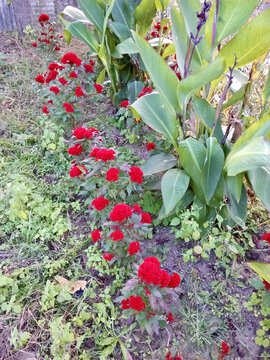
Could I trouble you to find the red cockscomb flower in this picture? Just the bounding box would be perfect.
[141,212,152,224]
[121,299,130,309]
[75,86,85,97]
[47,100,53,104]
[42,106,49,114]
[48,63,59,71]
[70,165,88,178]
[54,46,61,51]
[63,103,74,112]
[138,257,163,285]
[110,230,124,241]
[88,127,98,134]
[68,144,83,156]
[106,168,119,182]
[168,272,181,288]
[93,83,103,93]
[89,59,95,66]
[32,42,37,48]
[89,148,115,162]
[72,127,86,139]
[132,204,142,214]
[129,296,146,312]
[128,241,140,255]
[262,233,270,244]
[91,229,101,243]
[61,52,82,66]
[120,100,129,108]
[35,74,44,83]
[84,64,94,73]
[146,142,156,151]
[50,86,60,94]
[167,312,174,322]
[69,71,78,78]
[109,204,132,222]
[103,253,114,261]
[39,14,49,23]
[219,342,230,359]
[144,286,151,295]
[129,166,143,184]
[142,87,153,94]
[91,197,110,211]
[160,269,171,288]
[45,70,58,83]
[59,77,68,86]
[85,130,93,139]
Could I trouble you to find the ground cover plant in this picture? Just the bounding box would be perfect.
[0,1,270,359]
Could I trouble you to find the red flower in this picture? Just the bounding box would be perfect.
[89,148,115,162]
[91,229,101,243]
[39,14,49,22]
[141,212,152,224]
[32,42,37,48]
[49,35,54,39]
[110,230,124,241]
[138,258,163,285]
[163,25,168,31]
[68,144,83,156]
[167,312,174,322]
[263,279,270,291]
[84,64,94,73]
[145,257,160,266]
[59,77,67,86]
[93,83,103,93]
[120,100,129,108]
[128,241,140,255]
[45,70,58,83]
[106,168,119,182]
[132,204,142,214]
[168,272,181,288]
[138,92,146,98]
[48,63,59,71]
[50,86,60,94]
[121,299,130,310]
[75,86,85,97]
[219,342,230,359]
[160,270,171,288]
[72,127,86,139]
[35,74,44,84]
[63,103,74,112]
[61,52,82,66]
[142,87,152,94]
[54,46,61,51]
[129,166,143,184]
[144,286,151,295]
[154,22,160,30]
[109,204,132,222]
[42,106,49,114]
[49,27,53,32]
[70,165,88,178]
[69,71,78,78]
[47,100,53,104]
[91,197,110,211]
[262,233,270,244]
[151,31,158,37]
[146,142,156,151]
[129,296,146,312]
[85,130,93,139]
[89,59,95,66]
[88,127,98,134]
[103,252,114,261]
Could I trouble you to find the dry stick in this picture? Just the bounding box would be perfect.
[212,55,238,137]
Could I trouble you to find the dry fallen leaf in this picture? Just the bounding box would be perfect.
[55,276,87,294]
[55,275,70,287]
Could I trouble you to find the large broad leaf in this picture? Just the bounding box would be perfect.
[62,6,91,23]
[101,0,115,45]
[131,93,178,145]
[178,137,206,202]
[112,0,134,29]
[66,21,99,52]
[134,0,156,36]
[162,43,176,59]
[155,0,170,11]
[109,22,131,41]
[205,0,259,47]
[158,190,194,219]
[217,8,270,70]
[225,173,244,204]
[132,32,179,115]
[192,96,224,143]
[161,169,190,214]
[247,262,270,283]
[78,0,104,33]
[141,154,177,176]
[201,137,224,203]
[177,58,226,109]
[233,113,270,150]
[224,137,270,176]
[263,69,270,107]
[221,88,245,110]
[248,166,270,211]
[127,81,144,103]
[116,38,138,54]
[224,181,247,227]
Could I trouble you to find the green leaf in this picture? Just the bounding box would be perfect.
[248,166,270,211]
[179,137,206,202]
[0,274,13,287]
[233,113,270,150]
[78,0,104,33]
[217,8,270,70]
[62,5,92,23]
[66,21,99,53]
[221,88,245,110]
[101,0,115,45]
[225,173,244,203]
[141,154,177,176]
[262,69,270,106]
[96,68,106,84]
[112,0,134,29]
[132,32,179,115]
[116,37,138,54]
[119,340,129,360]
[177,58,226,109]
[100,342,117,360]
[127,81,144,103]
[63,29,72,45]
[205,0,259,47]
[134,0,157,36]
[131,93,178,145]
[109,22,131,41]
[161,169,190,214]
[162,43,176,59]
[247,262,270,283]
[99,337,117,346]
[155,0,170,11]
[201,137,224,203]
[224,182,247,227]
[224,137,270,176]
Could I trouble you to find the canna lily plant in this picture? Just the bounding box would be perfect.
[131,0,270,226]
